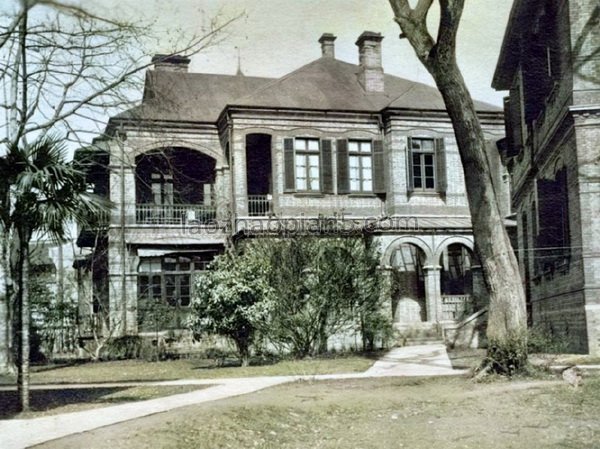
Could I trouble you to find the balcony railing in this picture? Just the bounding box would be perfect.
[248,195,272,217]
[441,295,473,321]
[136,204,217,225]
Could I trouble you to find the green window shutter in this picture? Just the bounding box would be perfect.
[284,138,295,192]
[336,139,349,194]
[509,83,523,151]
[321,139,333,194]
[435,137,447,195]
[407,137,414,193]
[372,139,386,194]
[503,96,517,157]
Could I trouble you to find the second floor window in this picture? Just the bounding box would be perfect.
[410,138,436,190]
[408,137,446,194]
[294,138,320,191]
[348,140,373,192]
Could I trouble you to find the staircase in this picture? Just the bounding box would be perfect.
[394,322,445,347]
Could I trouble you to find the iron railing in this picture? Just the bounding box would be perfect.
[441,294,473,321]
[247,195,272,217]
[136,204,217,225]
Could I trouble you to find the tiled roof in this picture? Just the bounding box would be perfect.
[115,71,274,123]
[234,57,499,112]
[116,57,500,123]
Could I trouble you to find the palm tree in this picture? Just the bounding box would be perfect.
[0,135,108,411]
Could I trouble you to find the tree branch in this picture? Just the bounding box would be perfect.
[388,0,435,65]
[436,0,465,59]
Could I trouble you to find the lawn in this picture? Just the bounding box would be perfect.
[36,375,600,449]
[0,384,210,419]
[0,353,377,385]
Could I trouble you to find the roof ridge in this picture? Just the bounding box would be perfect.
[234,57,335,102]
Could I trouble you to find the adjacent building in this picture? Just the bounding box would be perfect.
[493,0,600,354]
[76,31,509,344]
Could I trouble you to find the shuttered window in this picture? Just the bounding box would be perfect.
[409,138,436,190]
[407,137,446,194]
[294,138,320,192]
[348,140,373,193]
[338,139,384,194]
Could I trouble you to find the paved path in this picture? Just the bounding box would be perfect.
[0,344,465,449]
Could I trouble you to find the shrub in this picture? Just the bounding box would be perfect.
[527,325,569,354]
[102,336,143,360]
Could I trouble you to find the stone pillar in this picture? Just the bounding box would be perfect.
[423,265,442,322]
[122,167,136,225]
[214,166,231,224]
[107,241,137,336]
[380,267,394,322]
[232,132,248,216]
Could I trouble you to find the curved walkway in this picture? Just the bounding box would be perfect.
[0,344,465,449]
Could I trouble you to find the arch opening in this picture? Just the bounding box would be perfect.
[135,147,216,224]
[391,243,427,323]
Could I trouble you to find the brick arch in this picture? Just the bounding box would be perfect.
[130,140,224,166]
[381,236,434,267]
[433,236,475,263]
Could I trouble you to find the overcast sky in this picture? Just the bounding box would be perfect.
[94,0,513,106]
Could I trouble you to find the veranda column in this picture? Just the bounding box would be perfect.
[214,166,231,224]
[423,265,442,322]
[232,132,248,217]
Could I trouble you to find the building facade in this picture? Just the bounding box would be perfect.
[76,31,508,343]
[493,0,600,354]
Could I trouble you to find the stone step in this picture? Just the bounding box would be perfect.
[400,337,446,347]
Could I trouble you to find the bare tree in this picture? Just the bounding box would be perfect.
[387,0,527,372]
[0,0,240,376]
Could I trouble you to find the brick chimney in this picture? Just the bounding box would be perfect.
[355,31,384,93]
[151,54,191,72]
[319,33,337,58]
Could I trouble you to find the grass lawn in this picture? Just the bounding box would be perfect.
[0,353,377,385]
[36,375,600,449]
[0,384,210,419]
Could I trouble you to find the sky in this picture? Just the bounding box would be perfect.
[92,0,514,107]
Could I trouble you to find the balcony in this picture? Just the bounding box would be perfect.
[441,295,473,321]
[136,204,217,225]
[248,195,272,217]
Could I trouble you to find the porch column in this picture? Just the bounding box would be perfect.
[107,241,137,336]
[380,267,395,323]
[423,265,442,322]
[214,166,231,223]
[232,132,248,216]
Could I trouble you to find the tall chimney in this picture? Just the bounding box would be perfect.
[151,54,191,73]
[355,31,384,93]
[319,33,337,58]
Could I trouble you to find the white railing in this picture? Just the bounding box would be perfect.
[136,204,217,225]
[441,295,473,321]
[248,195,272,217]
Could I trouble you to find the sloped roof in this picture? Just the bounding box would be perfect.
[115,71,274,123]
[115,57,500,124]
[234,57,499,112]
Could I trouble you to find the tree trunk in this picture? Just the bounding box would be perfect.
[17,236,30,412]
[387,0,528,373]
[0,234,14,374]
[429,57,527,371]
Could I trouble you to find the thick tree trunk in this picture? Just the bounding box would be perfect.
[432,62,526,325]
[429,57,527,370]
[388,0,528,373]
